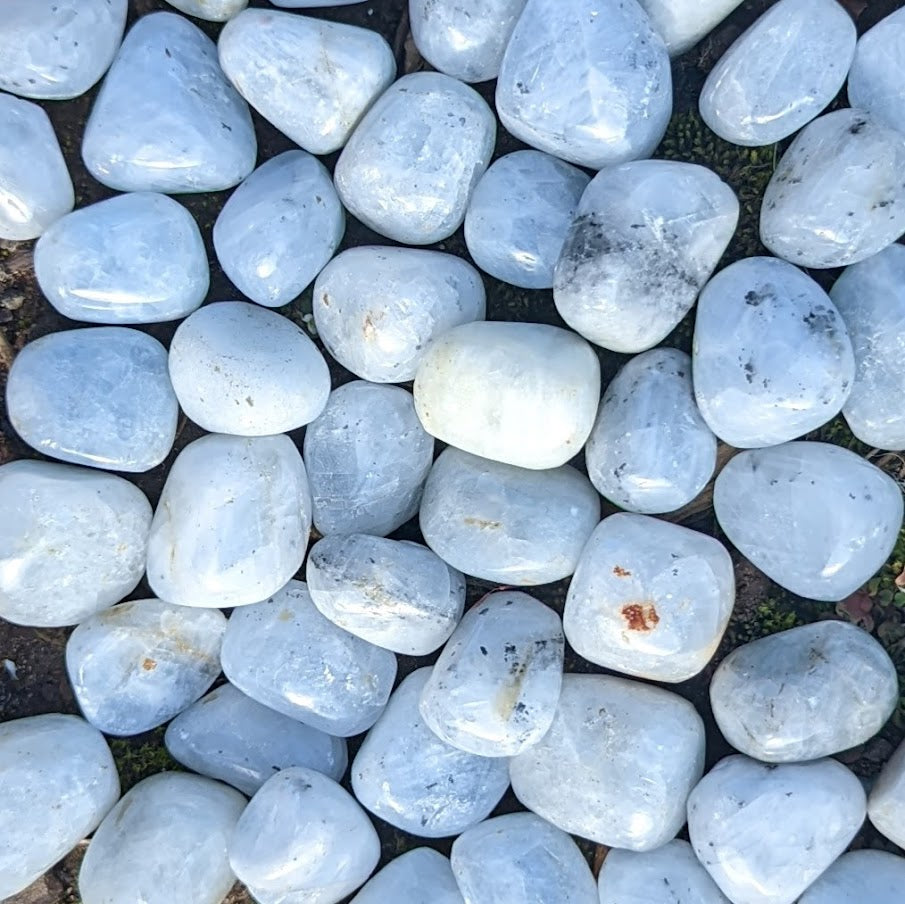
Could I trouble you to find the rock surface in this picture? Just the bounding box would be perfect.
[165,0,247,20]
[637,0,744,56]
[868,736,905,848]
[799,850,905,904]
[350,848,464,904]
[848,8,905,137]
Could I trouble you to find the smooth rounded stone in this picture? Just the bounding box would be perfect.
[419,448,601,586]
[714,442,903,601]
[306,534,465,656]
[585,348,716,514]
[66,598,226,737]
[221,580,397,737]
[830,245,905,450]
[79,772,245,904]
[82,12,256,194]
[760,109,905,268]
[699,0,855,146]
[451,812,597,904]
[230,768,379,904]
[0,714,119,900]
[304,381,434,537]
[868,737,905,847]
[334,72,496,244]
[0,94,73,240]
[351,669,510,838]
[553,160,739,354]
[464,150,589,290]
[848,9,905,136]
[0,460,150,628]
[692,257,855,448]
[495,0,672,169]
[636,0,744,56]
[34,192,208,324]
[687,755,867,904]
[509,674,705,850]
[352,849,463,904]
[165,0,248,21]
[6,327,178,472]
[564,514,734,683]
[146,434,311,608]
[799,850,905,904]
[312,246,486,384]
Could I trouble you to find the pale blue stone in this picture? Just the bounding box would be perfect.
[869,736,905,848]
[799,851,905,904]
[351,849,464,904]
[848,8,905,137]
[165,0,247,21]
[637,0,744,56]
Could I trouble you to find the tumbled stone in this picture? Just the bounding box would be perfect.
[0,460,150,627]
[509,674,705,849]
[165,0,247,21]
[351,848,464,904]
[7,327,178,472]
[35,192,208,324]
[699,0,855,146]
[553,160,738,353]
[79,773,245,904]
[419,448,600,586]
[693,256,854,447]
[82,12,256,193]
[306,534,465,655]
[799,850,905,904]
[335,72,495,244]
[585,348,716,513]
[714,442,903,601]
[303,381,434,537]
[221,580,397,737]
[637,0,743,56]
[846,9,905,136]
[868,736,905,847]
[760,109,905,268]
[496,0,671,168]
[688,755,866,904]
[464,150,589,289]
[352,669,510,837]
[313,246,486,383]
[146,434,311,608]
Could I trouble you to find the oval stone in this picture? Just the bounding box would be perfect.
[637,0,744,56]
[351,848,464,904]
[869,737,905,848]
[165,0,247,20]
[799,850,905,904]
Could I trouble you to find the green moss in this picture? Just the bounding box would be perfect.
[727,594,802,647]
[109,727,181,792]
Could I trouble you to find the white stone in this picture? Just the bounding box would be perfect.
[221,580,397,737]
[335,72,496,244]
[352,669,510,838]
[306,534,465,656]
[303,381,434,537]
[687,755,867,904]
[495,0,672,168]
[714,441,903,601]
[351,848,464,904]
[760,109,905,268]
[693,256,855,447]
[799,850,905,904]
[313,246,486,383]
[165,0,248,21]
[419,448,600,586]
[585,348,717,513]
[79,773,245,904]
[553,160,739,354]
[509,673,705,850]
[637,0,744,56]
[146,434,312,608]
[7,327,178,472]
[34,192,208,324]
[0,460,151,627]
[414,321,600,470]
[82,12,256,193]
[868,736,905,847]
[699,0,856,146]
[0,714,119,901]
[465,150,590,289]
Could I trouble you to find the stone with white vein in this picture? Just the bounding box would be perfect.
[847,8,905,137]
[351,848,464,904]
[637,0,743,56]
[799,851,905,904]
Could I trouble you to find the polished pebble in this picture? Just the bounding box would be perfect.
[350,848,464,904]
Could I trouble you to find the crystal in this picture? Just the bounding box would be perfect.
[495,0,672,168]
[687,755,866,904]
[509,673,705,849]
[419,447,600,586]
[553,160,738,353]
[351,669,510,838]
[351,848,464,904]
[168,301,331,436]
[637,0,744,56]
[146,434,312,608]
[0,460,151,628]
[414,321,600,470]
[306,534,465,656]
[303,381,434,537]
[760,109,905,268]
[34,192,209,324]
[312,246,486,383]
[464,150,589,289]
[82,12,256,193]
[165,0,248,21]
[692,256,855,447]
[799,851,905,904]
[868,737,905,847]
[334,72,496,244]
[848,9,905,137]
[6,327,178,472]
[713,441,903,601]
[221,580,397,737]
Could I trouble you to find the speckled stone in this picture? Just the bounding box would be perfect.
[165,0,247,20]
[637,0,743,56]
[799,851,905,904]
[868,737,905,847]
[351,848,464,904]
[847,8,905,137]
